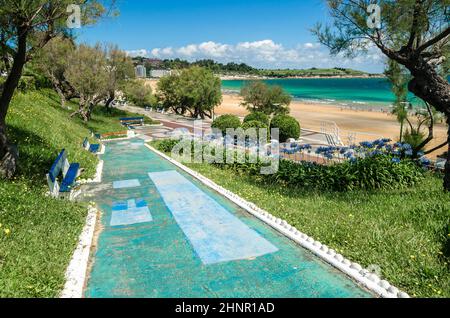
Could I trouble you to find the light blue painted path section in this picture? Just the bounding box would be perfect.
[149,170,278,265]
[113,179,140,189]
[110,199,153,227]
[84,139,372,298]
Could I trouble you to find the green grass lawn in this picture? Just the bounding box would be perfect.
[161,152,449,298]
[85,105,159,136]
[0,89,153,297]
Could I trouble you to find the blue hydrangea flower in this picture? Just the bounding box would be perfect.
[360,141,374,148]
[419,157,431,166]
[402,143,412,150]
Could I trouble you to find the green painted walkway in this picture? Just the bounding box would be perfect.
[84,139,372,298]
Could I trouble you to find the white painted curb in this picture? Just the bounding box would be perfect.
[145,143,410,299]
[60,204,98,298]
[78,159,104,185]
[100,136,132,142]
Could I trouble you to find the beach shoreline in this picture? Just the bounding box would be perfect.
[216,93,447,158]
[219,74,386,80]
[145,78,447,158]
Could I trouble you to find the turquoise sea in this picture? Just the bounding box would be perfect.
[221,78,417,109]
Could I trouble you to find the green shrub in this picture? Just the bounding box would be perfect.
[17,76,36,92]
[124,79,155,107]
[211,114,241,135]
[214,154,424,192]
[403,129,427,152]
[270,114,300,142]
[241,120,268,130]
[155,139,181,153]
[241,120,269,139]
[243,112,270,126]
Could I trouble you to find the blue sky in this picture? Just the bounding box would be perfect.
[78,0,385,72]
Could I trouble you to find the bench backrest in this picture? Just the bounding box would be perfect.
[82,137,89,149]
[48,149,71,180]
[49,149,67,183]
[47,149,72,197]
[120,117,144,122]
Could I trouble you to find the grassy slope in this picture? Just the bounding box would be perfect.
[181,162,449,298]
[0,89,146,297]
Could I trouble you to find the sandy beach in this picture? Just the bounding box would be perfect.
[146,79,447,158]
[217,93,447,158]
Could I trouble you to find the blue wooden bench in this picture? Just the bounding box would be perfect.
[83,137,102,154]
[46,149,80,199]
[120,117,144,126]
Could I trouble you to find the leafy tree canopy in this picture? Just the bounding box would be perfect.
[312,0,450,191]
[0,0,114,178]
[241,81,291,116]
[157,66,222,119]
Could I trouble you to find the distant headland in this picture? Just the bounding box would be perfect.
[131,57,384,79]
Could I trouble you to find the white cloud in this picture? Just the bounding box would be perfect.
[199,41,230,57]
[125,49,149,57]
[131,39,386,72]
[177,44,198,57]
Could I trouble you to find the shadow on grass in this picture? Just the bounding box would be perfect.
[443,223,450,260]
[6,125,58,182]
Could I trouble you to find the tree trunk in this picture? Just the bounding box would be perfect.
[0,26,28,179]
[0,123,18,179]
[105,91,115,113]
[61,78,79,101]
[407,59,450,115]
[70,95,91,122]
[49,73,66,108]
[399,120,404,143]
[444,116,450,192]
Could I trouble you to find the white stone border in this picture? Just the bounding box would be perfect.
[100,136,131,142]
[79,159,104,185]
[60,204,98,298]
[145,143,410,299]
[97,144,106,155]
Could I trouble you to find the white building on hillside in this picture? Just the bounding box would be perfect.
[135,65,147,78]
[150,69,172,78]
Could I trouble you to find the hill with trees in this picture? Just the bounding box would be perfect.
[131,57,377,78]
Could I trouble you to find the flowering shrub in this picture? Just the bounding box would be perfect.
[156,137,426,191]
[282,144,312,155]
[310,139,432,169]
[222,154,424,191]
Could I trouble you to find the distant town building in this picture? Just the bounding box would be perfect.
[146,58,164,69]
[135,65,147,78]
[150,69,172,78]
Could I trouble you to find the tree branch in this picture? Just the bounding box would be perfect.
[417,26,450,53]
[424,141,448,155]
[415,102,435,152]
[404,0,424,51]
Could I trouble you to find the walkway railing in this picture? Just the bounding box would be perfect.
[320,120,343,146]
